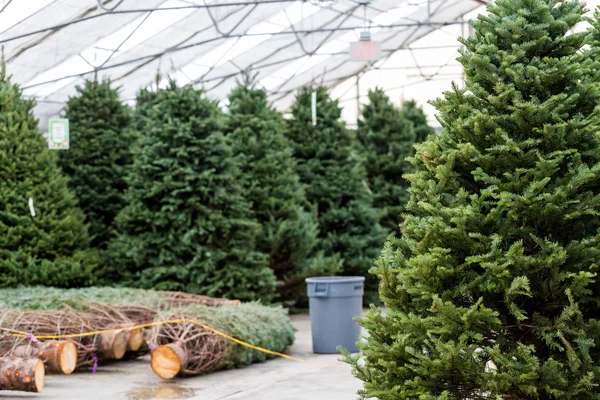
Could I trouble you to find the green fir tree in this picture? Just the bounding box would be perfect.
[0,64,98,287]
[357,88,415,233]
[286,86,385,292]
[345,0,600,398]
[400,100,434,143]
[58,79,134,249]
[224,78,322,299]
[108,82,275,302]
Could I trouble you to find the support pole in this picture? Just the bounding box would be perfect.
[356,73,361,127]
[427,0,431,21]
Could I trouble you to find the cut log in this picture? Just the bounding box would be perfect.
[12,341,77,375]
[127,328,145,352]
[99,331,127,360]
[0,356,44,392]
[151,342,187,379]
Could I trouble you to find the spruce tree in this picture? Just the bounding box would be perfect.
[0,64,98,287]
[345,0,600,398]
[223,78,322,299]
[286,86,385,290]
[400,100,434,143]
[357,88,415,233]
[58,79,134,249]
[108,82,275,302]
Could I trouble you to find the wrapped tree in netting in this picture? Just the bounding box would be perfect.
[399,100,434,143]
[58,79,134,249]
[0,62,98,288]
[224,77,322,299]
[0,308,130,369]
[344,0,600,398]
[286,86,385,296]
[357,88,415,233]
[149,303,295,378]
[108,82,275,302]
[0,287,239,325]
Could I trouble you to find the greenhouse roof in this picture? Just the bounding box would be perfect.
[0,0,484,129]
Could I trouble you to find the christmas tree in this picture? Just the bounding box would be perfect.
[0,63,98,287]
[224,78,322,299]
[108,82,275,302]
[286,86,385,290]
[399,100,434,143]
[345,0,600,398]
[58,79,134,249]
[357,88,415,233]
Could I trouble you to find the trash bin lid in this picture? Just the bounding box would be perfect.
[306,276,365,298]
[305,276,365,284]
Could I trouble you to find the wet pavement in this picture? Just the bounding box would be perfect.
[0,314,363,400]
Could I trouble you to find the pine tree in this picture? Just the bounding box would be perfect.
[58,79,134,249]
[0,64,98,287]
[357,88,415,233]
[108,82,275,302]
[400,100,434,143]
[223,78,321,299]
[345,0,600,398]
[286,86,385,291]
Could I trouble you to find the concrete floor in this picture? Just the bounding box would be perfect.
[0,314,363,400]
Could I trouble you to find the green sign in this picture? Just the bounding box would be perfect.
[48,118,69,150]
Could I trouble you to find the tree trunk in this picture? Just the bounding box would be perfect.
[151,341,187,379]
[99,331,127,360]
[0,356,44,392]
[12,340,77,375]
[127,328,145,352]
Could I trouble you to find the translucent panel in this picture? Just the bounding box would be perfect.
[181,64,211,80]
[221,35,272,64]
[0,0,56,35]
[184,0,321,73]
[275,56,310,80]
[23,57,91,96]
[192,38,237,67]
[10,0,484,127]
[261,76,286,91]
[22,0,202,97]
[92,15,148,53]
[316,39,348,55]
[269,1,321,27]
[119,0,198,52]
[296,54,330,75]
[80,0,198,68]
[247,21,284,35]
[80,48,115,68]
[30,76,78,98]
[374,5,420,25]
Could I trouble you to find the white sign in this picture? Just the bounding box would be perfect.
[48,119,69,150]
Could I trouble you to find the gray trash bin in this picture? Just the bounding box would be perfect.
[306,276,364,354]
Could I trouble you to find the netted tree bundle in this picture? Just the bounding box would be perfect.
[0,287,239,321]
[160,291,241,307]
[149,303,295,379]
[78,301,146,352]
[0,288,160,333]
[0,287,164,310]
[0,289,149,354]
[0,309,128,369]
